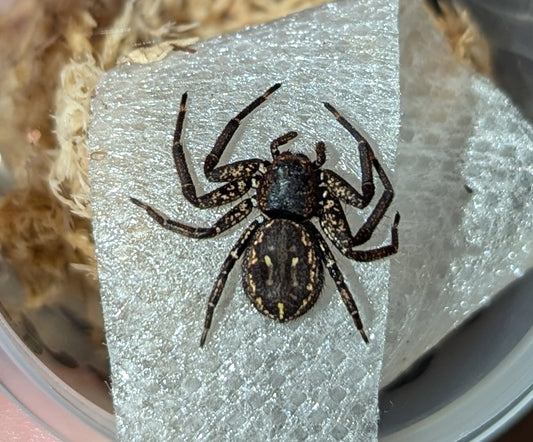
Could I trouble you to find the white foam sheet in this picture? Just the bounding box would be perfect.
[88,1,399,440]
[382,0,533,385]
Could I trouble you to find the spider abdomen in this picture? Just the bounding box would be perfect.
[242,218,324,322]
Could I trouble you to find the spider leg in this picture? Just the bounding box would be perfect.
[200,219,262,347]
[322,156,394,231]
[323,102,385,206]
[204,83,281,182]
[345,211,399,261]
[320,174,395,248]
[130,197,254,239]
[172,92,261,208]
[305,221,369,343]
[319,194,400,261]
[322,170,366,208]
[322,102,396,244]
[270,131,298,158]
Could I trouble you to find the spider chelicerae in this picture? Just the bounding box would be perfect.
[131,83,400,347]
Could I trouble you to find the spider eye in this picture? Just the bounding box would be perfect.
[291,163,304,173]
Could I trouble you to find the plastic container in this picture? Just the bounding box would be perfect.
[0,310,115,440]
[380,269,533,440]
[2,270,532,440]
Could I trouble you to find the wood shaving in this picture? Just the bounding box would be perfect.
[0,0,328,379]
[425,0,491,76]
[0,0,329,308]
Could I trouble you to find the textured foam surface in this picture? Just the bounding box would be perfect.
[382,0,533,384]
[88,1,399,440]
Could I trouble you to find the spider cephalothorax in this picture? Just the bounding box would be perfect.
[257,148,320,219]
[131,83,399,346]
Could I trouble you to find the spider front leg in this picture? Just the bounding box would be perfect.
[204,83,281,181]
[172,84,280,205]
[200,219,262,347]
[172,92,263,209]
[323,101,377,205]
[305,222,369,343]
[322,101,397,246]
[130,197,254,239]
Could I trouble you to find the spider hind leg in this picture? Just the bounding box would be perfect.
[200,219,262,347]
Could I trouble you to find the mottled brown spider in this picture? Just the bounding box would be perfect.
[130,83,400,346]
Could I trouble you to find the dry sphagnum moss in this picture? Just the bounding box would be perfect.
[0,1,328,325]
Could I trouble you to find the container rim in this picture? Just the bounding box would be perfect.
[0,312,116,441]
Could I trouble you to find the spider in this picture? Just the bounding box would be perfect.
[131,83,400,347]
